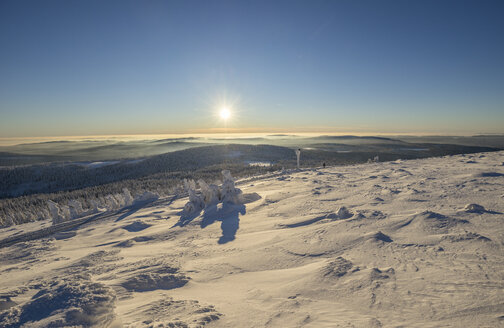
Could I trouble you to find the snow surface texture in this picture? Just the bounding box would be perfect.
[0,151,503,327]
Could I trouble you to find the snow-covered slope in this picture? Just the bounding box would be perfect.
[1,152,503,327]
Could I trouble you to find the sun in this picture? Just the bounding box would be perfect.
[220,107,231,120]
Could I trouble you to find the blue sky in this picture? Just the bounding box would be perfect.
[1,0,503,137]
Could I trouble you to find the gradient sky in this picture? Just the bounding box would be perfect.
[1,0,503,137]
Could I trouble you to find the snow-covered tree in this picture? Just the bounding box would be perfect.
[105,195,119,211]
[183,179,197,192]
[48,200,66,225]
[183,189,204,215]
[198,179,220,206]
[68,200,84,219]
[89,199,101,213]
[183,170,243,214]
[220,170,242,204]
[122,188,134,206]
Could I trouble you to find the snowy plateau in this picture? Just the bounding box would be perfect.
[1,151,504,327]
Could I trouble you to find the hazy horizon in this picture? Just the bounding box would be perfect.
[3,131,504,147]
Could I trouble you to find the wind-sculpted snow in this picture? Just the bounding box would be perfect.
[0,151,503,327]
[120,269,189,292]
[0,279,118,328]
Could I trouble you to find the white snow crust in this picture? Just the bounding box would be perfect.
[1,151,503,327]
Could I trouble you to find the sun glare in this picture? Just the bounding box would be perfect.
[220,107,231,120]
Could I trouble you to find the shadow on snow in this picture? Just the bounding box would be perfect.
[173,202,246,244]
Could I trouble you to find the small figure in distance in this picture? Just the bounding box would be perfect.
[323,162,326,168]
[295,148,301,169]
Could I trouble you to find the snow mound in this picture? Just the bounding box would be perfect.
[121,266,190,292]
[121,273,189,292]
[392,211,467,234]
[369,267,395,281]
[239,192,262,204]
[320,257,355,278]
[367,231,393,243]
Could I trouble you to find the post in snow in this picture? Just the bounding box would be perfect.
[295,148,301,169]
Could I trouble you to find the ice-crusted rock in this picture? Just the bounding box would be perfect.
[336,206,353,219]
[464,203,486,213]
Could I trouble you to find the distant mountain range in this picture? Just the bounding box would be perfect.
[1,134,503,166]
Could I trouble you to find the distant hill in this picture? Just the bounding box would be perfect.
[0,142,500,198]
